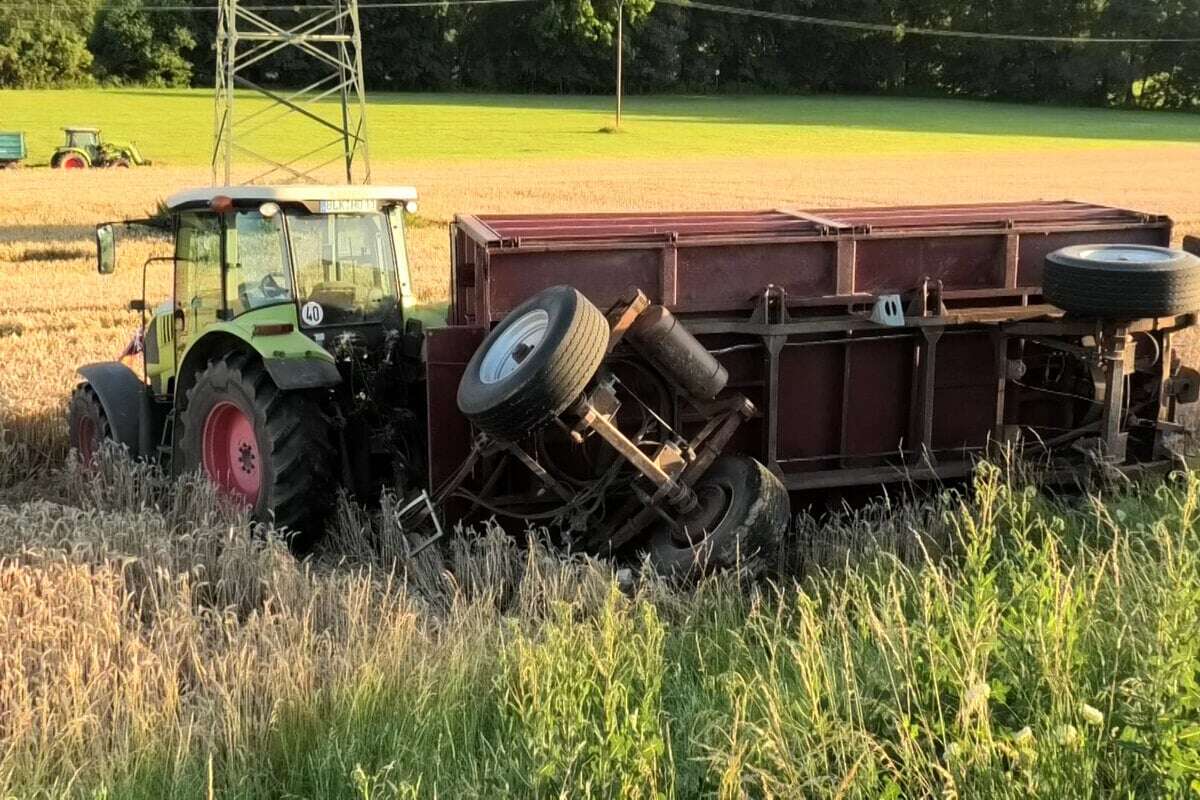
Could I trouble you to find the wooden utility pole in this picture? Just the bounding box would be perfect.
[615,0,623,129]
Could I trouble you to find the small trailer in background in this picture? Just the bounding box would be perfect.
[71,192,1200,577]
[0,131,26,168]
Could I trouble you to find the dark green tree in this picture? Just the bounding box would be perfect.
[89,0,195,86]
[0,2,96,87]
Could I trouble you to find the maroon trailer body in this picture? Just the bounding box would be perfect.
[427,201,1195,514]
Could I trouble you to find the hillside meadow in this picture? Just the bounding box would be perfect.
[2,93,1200,797]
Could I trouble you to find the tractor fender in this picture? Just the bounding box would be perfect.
[264,357,342,390]
[77,362,152,457]
[177,325,341,404]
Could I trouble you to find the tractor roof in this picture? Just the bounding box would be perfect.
[165,185,418,211]
[64,126,100,132]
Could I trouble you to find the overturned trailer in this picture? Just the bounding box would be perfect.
[73,190,1200,576]
[425,200,1200,570]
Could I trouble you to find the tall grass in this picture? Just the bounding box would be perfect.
[1,455,1198,798]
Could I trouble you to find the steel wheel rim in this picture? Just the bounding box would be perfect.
[201,401,262,505]
[671,482,733,547]
[1078,245,1174,264]
[479,309,549,384]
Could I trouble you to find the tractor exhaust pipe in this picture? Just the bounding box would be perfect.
[629,305,728,400]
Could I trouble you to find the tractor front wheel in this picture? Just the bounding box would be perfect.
[178,353,335,548]
[68,382,112,465]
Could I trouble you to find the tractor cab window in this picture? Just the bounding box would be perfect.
[227,210,291,316]
[286,211,399,326]
[68,130,98,150]
[174,212,223,344]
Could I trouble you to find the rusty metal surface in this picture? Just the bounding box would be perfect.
[450,201,1170,324]
[433,200,1192,501]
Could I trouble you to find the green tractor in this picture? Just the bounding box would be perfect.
[71,186,423,543]
[52,126,151,169]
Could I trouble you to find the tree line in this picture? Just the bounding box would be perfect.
[2,0,1198,109]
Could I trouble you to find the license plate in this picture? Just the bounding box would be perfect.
[318,199,376,213]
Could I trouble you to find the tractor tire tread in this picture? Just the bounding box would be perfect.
[179,354,335,548]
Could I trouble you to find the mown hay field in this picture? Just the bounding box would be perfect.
[2,94,1200,797]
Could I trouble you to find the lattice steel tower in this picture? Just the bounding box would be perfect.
[213,0,371,185]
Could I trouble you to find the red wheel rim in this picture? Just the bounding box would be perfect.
[61,155,87,169]
[201,401,262,506]
[77,416,97,464]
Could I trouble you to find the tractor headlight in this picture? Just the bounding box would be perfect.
[404,200,418,214]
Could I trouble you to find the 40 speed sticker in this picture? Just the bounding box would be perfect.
[300,301,325,327]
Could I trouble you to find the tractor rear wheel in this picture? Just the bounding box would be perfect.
[57,153,87,170]
[68,382,112,465]
[178,353,335,548]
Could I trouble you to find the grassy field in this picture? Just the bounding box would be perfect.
[2,455,1199,798]
[3,89,1200,166]
[3,93,1200,797]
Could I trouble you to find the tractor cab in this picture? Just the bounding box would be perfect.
[97,185,421,393]
[64,127,100,157]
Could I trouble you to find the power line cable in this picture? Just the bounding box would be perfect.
[1,0,1196,44]
[657,0,1200,44]
[0,0,537,11]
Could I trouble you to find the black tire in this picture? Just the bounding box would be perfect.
[68,382,112,464]
[177,353,335,548]
[645,456,790,578]
[457,285,608,441]
[1043,244,1200,319]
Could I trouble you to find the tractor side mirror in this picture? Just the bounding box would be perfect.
[96,224,116,275]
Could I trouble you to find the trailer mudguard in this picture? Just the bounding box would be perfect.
[77,362,149,456]
[263,357,342,390]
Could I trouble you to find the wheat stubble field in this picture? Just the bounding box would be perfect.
[3,95,1200,798]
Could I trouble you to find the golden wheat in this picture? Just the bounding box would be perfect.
[4,149,1200,480]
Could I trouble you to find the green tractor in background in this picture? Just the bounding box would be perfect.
[70,186,425,544]
[52,126,151,169]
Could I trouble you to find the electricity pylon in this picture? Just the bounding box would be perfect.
[213,0,371,185]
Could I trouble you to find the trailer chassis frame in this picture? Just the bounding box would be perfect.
[681,284,1197,491]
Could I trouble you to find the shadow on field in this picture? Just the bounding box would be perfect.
[0,224,94,245]
[15,244,91,262]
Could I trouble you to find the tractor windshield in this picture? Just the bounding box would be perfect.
[286,211,399,327]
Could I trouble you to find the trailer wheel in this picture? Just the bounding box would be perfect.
[1044,244,1200,318]
[458,285,608,441]
[178,353,335,549]
[645,456,789,578]
[68,382,112,465]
